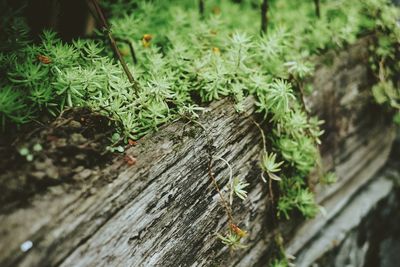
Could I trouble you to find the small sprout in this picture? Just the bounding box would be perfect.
[305,84,314,94]
[111,132,121,143]
[116,146,125,153]
[107,133,125,153]
[321,172,337,185]
[217,224,248,250]
[20,240,33,252]
[394,112,400,125]
[26,154,34,162]
[229,223,248,238]
[217,233,245,250]
[32,143,43,152]
[19,147,29,156]
[284,60,314,79]
[308,117,325,144]
[260,152,284,181]
[296,189,318,218]
[178,104,205,119]
[231,177,249,201]
[19,147,34,161]
[106,145,125,153]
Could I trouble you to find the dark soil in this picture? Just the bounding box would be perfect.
[0,108,117,212]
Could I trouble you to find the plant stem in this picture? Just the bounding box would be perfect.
[114,37,138,65]
[181,115,234,224]
[261,0,269,35]
[83,35,137,65]
[214,156,234,206]
[208,158,234,225]
[314,0,321,18]
[88,0,139,92]
[248,115,274,202]
[199,0,205,18]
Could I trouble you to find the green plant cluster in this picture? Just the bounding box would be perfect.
[366,1,400,123]
[0,0,399,257]
[96,0,398,223]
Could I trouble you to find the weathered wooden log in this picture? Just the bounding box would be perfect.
[0,36,396,267]
[291,158,400,267]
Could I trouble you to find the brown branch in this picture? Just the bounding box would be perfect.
[208,158,235,225]
[199,0,205,18]
[88,0,139,92]
[260,0,269,35]
[82,35,137,65]
[314,0,321,18]
[114,37,138,65]
[181,115,234,225]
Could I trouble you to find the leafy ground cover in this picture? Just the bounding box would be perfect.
[0,0,399,264]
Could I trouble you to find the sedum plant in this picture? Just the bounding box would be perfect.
[260,152,284,181]
[1,0,399,258]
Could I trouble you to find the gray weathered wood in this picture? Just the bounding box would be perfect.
[0,36,396,267]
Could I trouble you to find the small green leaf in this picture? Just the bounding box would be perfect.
[19,147,29,156]
[111,133,121,143]
[116,146,125,153]
[26,154,34,162]
[33,143,43,152]
[232,177,250,201]
[394,112,400,125]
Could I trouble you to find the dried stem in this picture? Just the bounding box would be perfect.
[199,0,205,18]
[114,37,138,65]
[88,0,139,92]
[182,115,234,225]
[83,35,137,65]
[261,0,269,35]
[248,115,274,203]
[214,156,234,206]
[314,0,321,18]
[248,116,267,154]
[208,158,235,225]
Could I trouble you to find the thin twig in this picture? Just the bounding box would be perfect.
[248,116,267,154]
[84,35,137,65]
[260,0,269,35]
[182,114,235,225]
[208,158,235,225]
[214,156,234,206]
[246,113,275,202]
[114,37,138,65]
[199,0,205,18]
[314,0,321,18]
[88,0,139,92]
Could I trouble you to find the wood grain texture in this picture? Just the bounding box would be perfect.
[0,36,396,267]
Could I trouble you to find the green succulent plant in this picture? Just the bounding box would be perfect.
[0,2,398,260]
